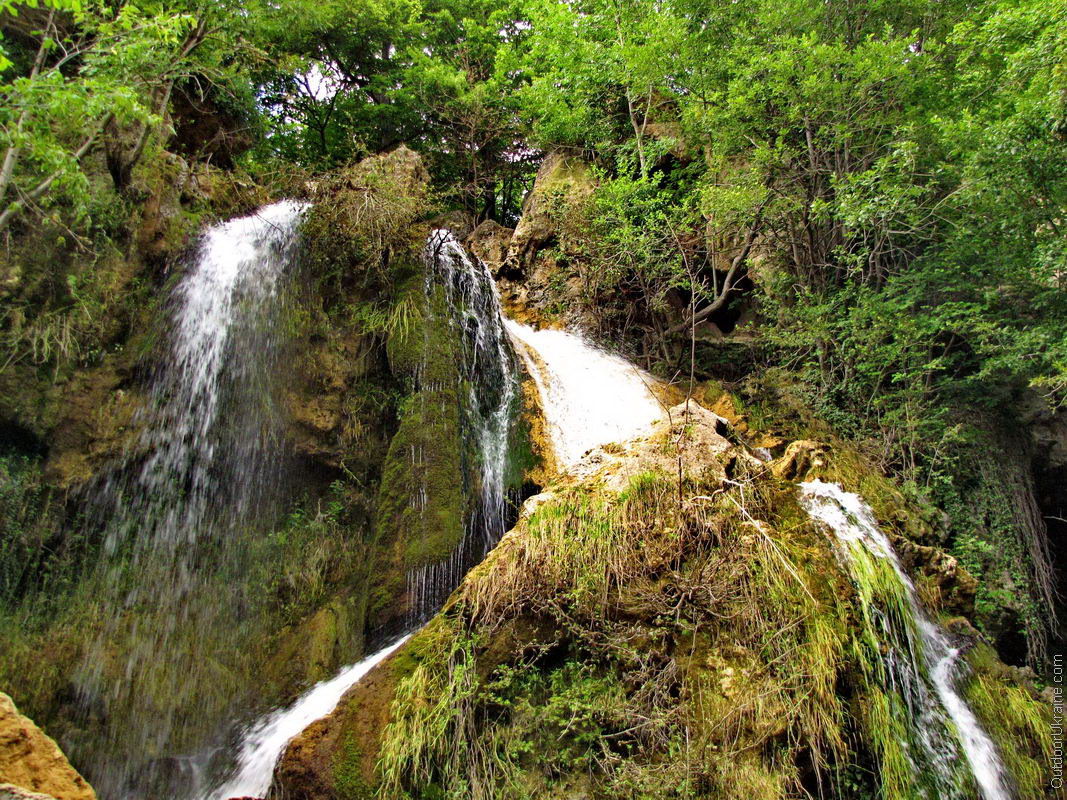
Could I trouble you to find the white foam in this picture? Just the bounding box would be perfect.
[505,321,664,469]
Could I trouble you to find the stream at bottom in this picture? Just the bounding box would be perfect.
[201,636,411,800]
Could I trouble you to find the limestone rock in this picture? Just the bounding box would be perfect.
[347,145,429,201]
[0,785,59,800]
[504,152,594,278]
[0,694,95,800]
[465,219,514,275]
[770,440,829,480]
[893,536,978,616]
[518,490,556,520]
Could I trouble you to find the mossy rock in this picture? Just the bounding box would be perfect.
[370,325,467,624]
[272,399,1043,800]
[273,619,450,800]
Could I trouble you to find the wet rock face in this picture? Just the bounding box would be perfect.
[0,694,94,800]
[271,643,409,800]
[892,536,978,616]
[770,440,829,481]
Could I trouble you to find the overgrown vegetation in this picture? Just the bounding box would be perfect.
[366,439,1050,800]
[0,451,54,608]
[0,0,1061,793]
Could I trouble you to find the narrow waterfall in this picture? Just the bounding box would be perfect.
[800,480,1011,800]
[504,320,664,469]
[403,230,519,623]
[72,201,308,799]
[207,635,410,800]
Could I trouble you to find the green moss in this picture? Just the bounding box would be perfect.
[367,276,472,623]
[375,381,466,570]
[384,276,432,379]
[964,644,1050,798]
[301,149,428,302]
[375,469,869,800]
[334,733,375,800]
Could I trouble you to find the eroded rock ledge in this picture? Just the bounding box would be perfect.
[0,694,94,800]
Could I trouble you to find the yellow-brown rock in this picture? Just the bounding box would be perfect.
[0,694,94,800]
[0,784,61,800]
[770,439,829,480]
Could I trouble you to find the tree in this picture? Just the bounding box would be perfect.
[0,0,202,231]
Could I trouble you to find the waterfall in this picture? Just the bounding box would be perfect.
[72,200,308,799]
[403,230,519,623]
[206,635,410,800]
[198,231,521,797]
[504,320,664,469]
[799,480,1011,800]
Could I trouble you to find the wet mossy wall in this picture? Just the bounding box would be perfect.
[0,147,480,780]
[371,279,468,624]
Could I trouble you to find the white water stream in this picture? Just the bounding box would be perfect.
[800,480,1011,800]
[207,636,409,800]
[504,320,664,469]
[76,200,310,800]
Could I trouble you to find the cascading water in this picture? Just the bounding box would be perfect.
[403,230,519,623]
[71,200,308,799]
[504,320,664,469]
[800,480,1012,800]
[207,635,410,800]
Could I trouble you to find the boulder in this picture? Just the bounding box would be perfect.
[0,694,95,800]
[465,219,514,275]
[892,537,978,616]
[770,440,829,480]
[270,644,408,800]
[504,153,594,277]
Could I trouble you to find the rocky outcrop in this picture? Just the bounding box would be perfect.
[272,395,1032,800]
[270,636,415,800]
[504,153,594,275]
[0,694,94,800]
[770,439,829,480]
[892,537,978,616]
[465,219,513,275]
[467,152,597,327]
[272,402,737,800]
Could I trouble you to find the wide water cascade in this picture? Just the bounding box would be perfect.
[800,480,1011,800]
[72,200,308,799]
[503,320,664,469]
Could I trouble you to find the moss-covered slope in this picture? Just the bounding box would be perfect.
[273,396,1051,800]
